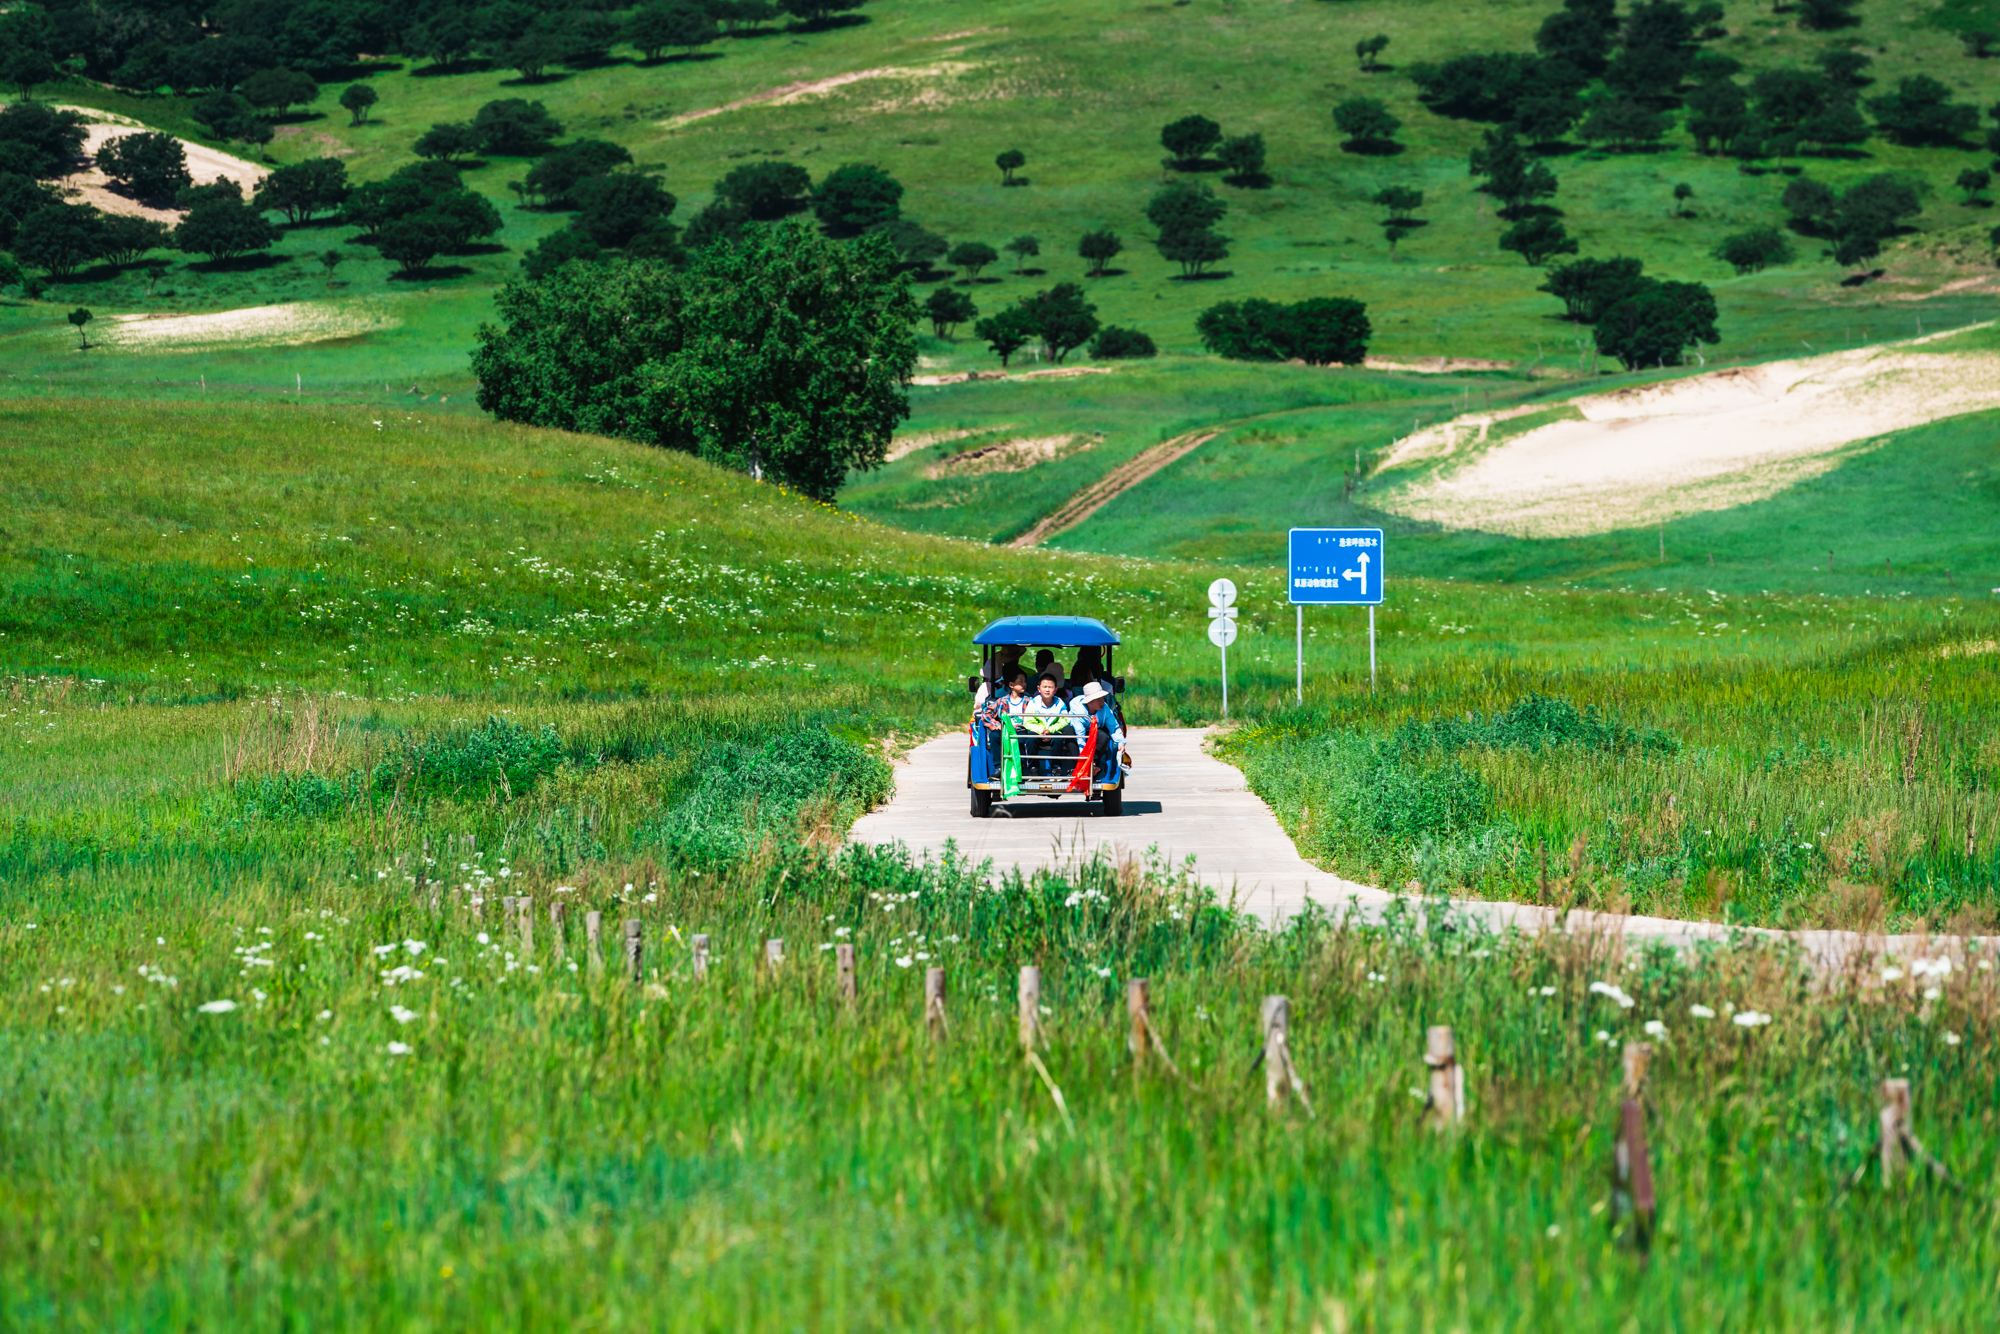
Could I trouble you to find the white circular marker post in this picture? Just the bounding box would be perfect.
[1207,578,1238,719]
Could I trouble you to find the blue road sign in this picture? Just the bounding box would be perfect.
[1288,527,1384,605]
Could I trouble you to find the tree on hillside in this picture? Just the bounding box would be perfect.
[1078,227,1123,276]
[1513,93,1582,147]
[714,160,812,219]
[14,203,105,277]
[1218,133,1268,185]
[1869,75,1979,146]
[340,84,379,126]
[1595,279,1720,369]
[973,307,1035,366]
[1960,168,1992,205]
[1408,51,1555,122]
[1016,282,1100,362]
[1579,100,1667,152]
[1157,225,1228,277]
[948,240,998,282]
[1470,126,1557,216]
[1535,7,1614,79]
[520,139,633,208]
[1685,78,1750,155]
[1196,297,1369,364]
[473,100,565,156]
[1333,97,1401,153]
[520,226,604,279]
[996,148,1026,185]
[192,92,272,147]
[924,286,977,337]
[95,132,191,204]
[1537,256,1646,322]
[1794,0,1861,32]
[877,218,948,270]
[1830,174,1921,269]
[559,12,624,68]
[1372,185,1423,221]
[377,216,457,276]
[241,68,319,118]
[1161,114,1223,168]
[1090,326,1157,359]
[507,31,565,82]
[174,194,280,262]
[1145,180,1227,236]
[570,174,678,250]
[1383,219,1414,257]
[812,162,901,236]
[410,11,477,69]
[0,102,86,178]
[1712,226,1794,274]
[1003,234,1039,272]
[472,219,918,502]
[414,123,482,164]
[98,214,171,265]
[779,0,870,27]
[254,157,351,225]
[67,307,91,349]
[1819,47,1872,93]
[629,3,719,60]
[2,43,58,101]
[1498,214,1577,266]
[1356,35,1390,72]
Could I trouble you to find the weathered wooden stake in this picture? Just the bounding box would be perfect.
[1879,1078,1912,1185]
[585,910,604,975]
[623,918,642,984]
[836,943,856,1005]
[516,897,533,956]
[548,900,567,962]
[1127,978,1152,1067]
[925,967,948,1039]
[1424,1026,1464,1128]
[764,938,784,974]
[1612,1098,1657,1256]
[1018,965,1043,1051]
[1622,1040,1652,1101]
[692,933,710,979]
[1261,995,1314,1115]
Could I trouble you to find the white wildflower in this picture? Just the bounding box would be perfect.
[1689,1004,1716,1019]
[389,1005,417,1024]
[197,999,238,1014]
[386,1042,412,1056]
[1643,1020,1668,1038]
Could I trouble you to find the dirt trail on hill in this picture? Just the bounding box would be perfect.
[1009,429,1219,548]
[60,116,268,222]
[1377,328,2000,538]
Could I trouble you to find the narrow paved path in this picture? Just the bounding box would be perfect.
[849,728,1991,967]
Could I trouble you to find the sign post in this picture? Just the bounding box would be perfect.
[1287,528,1385,694]
[1207,578,1238,719]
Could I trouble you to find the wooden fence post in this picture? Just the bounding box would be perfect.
[764,938,784,975]
[1612,1042,1655,1256]
[1261,995,1313,1114]
[1018,966,1042,1051]
[925,967,948,1039]
[1879,1078,1912,1186]
[836,943,856,1005]
[1127,979,1151,1068]
[692,933,710,979]
[517,897,533,957]
[1424,1026,1464,1128]
[548,900,566,963]
[585,911,604,975]
[623,919,642,985]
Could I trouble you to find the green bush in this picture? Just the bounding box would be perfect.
[648,726,893,866]
[373,716,568,802]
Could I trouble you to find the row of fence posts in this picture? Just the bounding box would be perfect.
[483,897,1950,1244]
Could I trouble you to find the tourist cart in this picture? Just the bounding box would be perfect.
[965,615,1127,818]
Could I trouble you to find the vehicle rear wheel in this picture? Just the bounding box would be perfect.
[1101,787,1123,817]
[970,787,994,818]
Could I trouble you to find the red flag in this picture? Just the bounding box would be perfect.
[1066,716,1099,792]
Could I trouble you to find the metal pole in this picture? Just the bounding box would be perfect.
[1295,605,1302,706]
[1220,641,1228,720]
[1368,605,1376,693]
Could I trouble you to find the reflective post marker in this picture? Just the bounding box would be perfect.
[1208,578,1238,721]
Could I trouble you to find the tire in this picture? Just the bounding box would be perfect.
[1101,786,1123,817]
[970,786,994,818]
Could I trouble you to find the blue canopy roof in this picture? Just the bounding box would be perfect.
[974,615,1120,647]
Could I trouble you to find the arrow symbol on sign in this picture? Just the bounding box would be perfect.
[1343,553,1370,585]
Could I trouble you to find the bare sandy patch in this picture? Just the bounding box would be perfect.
[925,434,1092,479]
[1376,331,2000,538]
[665,63,981,127]
[909,366,1113,386]
[97,301,397,352]
[59,118,268,222]
[1364,355,1515,373]
[886,426,1005,462]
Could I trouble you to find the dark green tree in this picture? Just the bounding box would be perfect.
[1003,234,1039,272]
[1286,297,1371,365]
[1145,180,1227,235]
[1016,282,1100,362]
[377,215,456,275]
[192,92,271,145]
[409,11,477,68]
[472,218,917,502]
[174,194,280,262]
[0,102,86,178]
[1157,225,1228,277]
[473,100,565,156]
[1498,214,1578,266]
[1830,174,1921,269]
[2,45,58,100]
[1195,298,1290,360]
[1794,0,1861,32]
[630,3,719,60]
[1960,167,1993,204]
[1218,133,1268,184]
[241,68,319,118]
[1356,35,1390,72]
[1579,100,1668,151]
[1818,48,1872,93]
[923,285,977,337]
[14,203,105,277]
[345,161,464,237]
[254,157,350,225]
[714,161,813,219]
[570,173,677,249]
[1160,114,1222,167]
[1781,177,1838,231]
[339,84,378,126]
[877,218,948,270]
[520,225,604,278]
[319,249,345,286]
[948,240,998,281]
[560,12,624,68]
[1078,228,1123,276]
[1537,256,1646,321]
[1408,52,1554,122]
[1470,126,1558,216]
[414,123,481,163]
[1534,8,1613,78]
[996,148,1025,185]
[1595,280,1720,369]
[1090,326,1157,359]
[1868,76,1979,147]
[95,132,191,204]
[1333,97,1401,153]
[812,162,902,236]
[68,306,91,349]
[779,0,869,27]
[521,140,634,208]
[98,214,171,265]
[1513,94,1582,146]
[1372,185,1423,220]
[507,31,564,82]
[1711,226,1794,274]
[973,307,1035,366]
[1685,77,1749,155]
[1384,219,1414,257]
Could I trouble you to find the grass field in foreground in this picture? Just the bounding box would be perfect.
[2,396,1996,1328]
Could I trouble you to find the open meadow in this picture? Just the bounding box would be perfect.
[2,398,1997,1328]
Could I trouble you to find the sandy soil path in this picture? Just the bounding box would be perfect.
[1009,429,1218,547]
[850,730,1994,969]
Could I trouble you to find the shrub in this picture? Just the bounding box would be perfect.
[646,728,892,868]
[812,162,902,236]
[1713,226,1794,275]
[373,717,567,803]
[1089,326,1157,359]
[1196,296,1369,365]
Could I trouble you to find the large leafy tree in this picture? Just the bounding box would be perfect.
[14,203,106,277]
[254,157,350,225]
[1537,256,1646,322]
[1867,75,1979,147]
[174,194,280,262]
[472,219,917,501]
[779,0,868,27]
[472,100,564,156]
[1333,98,1401,153]
[714,161,812,220]
[1014,283,1100,363]
[521,140,633,208]
[339,84,379,126]
[569,173,678,249]
[1077,228,1123,276]
[240,68,319,118]
[0,101,86,178]
[94,132,191,204]
[923,286,977,337]
[629,3,719,60]
[812,163,902,236]
[1594,279,1720,369]
[973,307,1035,365]
[1498,214,1578,266]
[1160,114,1222,168]
[1195,297,1370,364]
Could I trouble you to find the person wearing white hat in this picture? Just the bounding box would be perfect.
[1074,679,1128,779]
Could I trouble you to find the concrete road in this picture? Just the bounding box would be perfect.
[849,727,1991,966]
